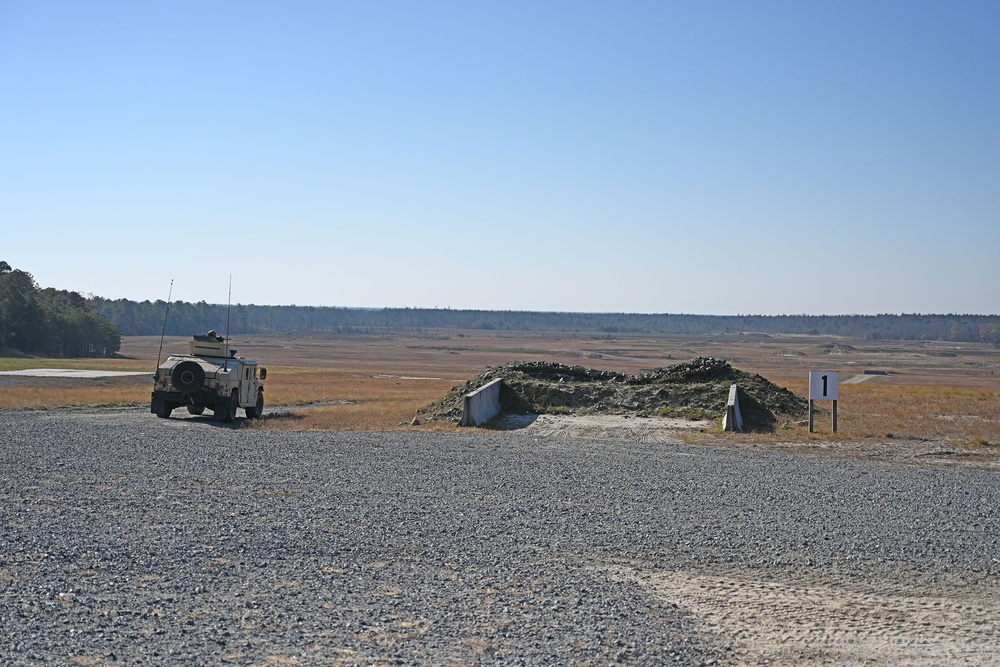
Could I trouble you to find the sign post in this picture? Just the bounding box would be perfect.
[808,371,839,433]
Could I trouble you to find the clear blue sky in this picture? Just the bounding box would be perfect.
[2,1,998,315]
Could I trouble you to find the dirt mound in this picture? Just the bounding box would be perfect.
[419,357,807,432]
[817,343,858,354]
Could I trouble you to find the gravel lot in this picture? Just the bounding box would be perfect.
[2,408,998,666]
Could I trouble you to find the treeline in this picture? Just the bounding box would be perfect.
[95,297,1000,344]
[0,262,121,357]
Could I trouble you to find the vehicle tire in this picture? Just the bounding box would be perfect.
[215,395,238,423]
[187,405,205,416]
[171,361,205,394]
[152,399,172,418]
[245,390,264,419]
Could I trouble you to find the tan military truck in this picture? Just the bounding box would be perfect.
[151,333,266,422]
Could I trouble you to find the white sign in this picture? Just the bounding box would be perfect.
[809,371,839,400]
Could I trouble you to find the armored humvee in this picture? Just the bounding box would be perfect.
[151,333,266,422]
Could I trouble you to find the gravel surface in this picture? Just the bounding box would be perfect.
[1,408,998,666]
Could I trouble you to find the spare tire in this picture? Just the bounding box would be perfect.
[171,361,205,394]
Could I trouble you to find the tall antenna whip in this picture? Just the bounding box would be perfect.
[155,279,173,369]
[224,274,232,367]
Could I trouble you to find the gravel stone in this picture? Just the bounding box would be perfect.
[1,408,998,665]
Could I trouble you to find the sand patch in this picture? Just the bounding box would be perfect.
[0,368,149,378]
[613,567,1000,665]
[493,413,710,442]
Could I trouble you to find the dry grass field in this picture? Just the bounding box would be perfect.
[2,330,999,446]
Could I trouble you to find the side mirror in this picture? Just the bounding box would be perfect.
[259,368,267,380]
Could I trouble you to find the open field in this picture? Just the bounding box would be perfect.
[3,335,999,664]
[2,330,999,446]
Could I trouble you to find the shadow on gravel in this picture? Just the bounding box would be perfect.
[172,415,247,429]
[161,411,304,429]
[481,413,539,431]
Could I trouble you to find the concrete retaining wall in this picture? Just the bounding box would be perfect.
[722,383,743,432]
[459,378,504,427]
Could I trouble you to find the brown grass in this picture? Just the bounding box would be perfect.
[252,368,457,431]
[0,357,151,409]
[3,331,999,442]
[0,385,147,410]
[813,383,999,445]
[716,380,1000,448]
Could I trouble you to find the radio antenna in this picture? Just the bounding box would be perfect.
[224,274,232,367]
[155,279,173,369]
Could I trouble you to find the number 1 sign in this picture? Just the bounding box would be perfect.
[809,372,839,400]
[808,371,839,433]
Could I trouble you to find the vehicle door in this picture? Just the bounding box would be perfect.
[240,364,253,406]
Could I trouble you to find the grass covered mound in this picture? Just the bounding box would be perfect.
[419,357,808,432]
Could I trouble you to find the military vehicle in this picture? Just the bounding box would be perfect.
[151,332,266,422]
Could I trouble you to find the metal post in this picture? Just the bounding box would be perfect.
[808,399,814,433]
[832,400,838,433]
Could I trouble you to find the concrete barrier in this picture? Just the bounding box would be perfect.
[722,383,743,432]
[459,378,504,427]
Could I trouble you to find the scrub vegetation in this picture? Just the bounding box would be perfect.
[1,330,997,448]
[97,297,1000,343]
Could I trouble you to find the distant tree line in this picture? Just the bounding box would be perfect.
[94,297,1000,345]
[0,262,122,357]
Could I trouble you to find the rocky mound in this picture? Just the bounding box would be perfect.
[419,357,808,432]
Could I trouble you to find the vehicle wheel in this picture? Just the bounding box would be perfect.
[245,390,264,419]
[216,395,238,423]
[187,405,205,416]
[171,361,205,394]
[152,399,172,418]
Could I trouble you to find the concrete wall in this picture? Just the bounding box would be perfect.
[722,383,743,432]
[459,378,504,427]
